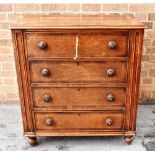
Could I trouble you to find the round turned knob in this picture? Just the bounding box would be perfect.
[45,118,54,126]
[38,41,47,49]
[107,93,115,102]
[108,41,117,49]
[106,118,113,126]
[43,94,51,102]
[41,68,50,77]
[107,68,115,77]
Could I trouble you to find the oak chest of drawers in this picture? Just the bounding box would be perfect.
[11,15,145,145]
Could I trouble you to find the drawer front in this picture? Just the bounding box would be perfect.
[32,87,126,109]
[25,32,128,58]
[30,61,127,83]
[35,112,124,130]
[78,32,129,57]
[25,33,76,57]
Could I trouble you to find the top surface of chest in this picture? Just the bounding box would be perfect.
[10,15,145,29]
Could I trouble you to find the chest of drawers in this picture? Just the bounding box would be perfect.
[11,15,145,145]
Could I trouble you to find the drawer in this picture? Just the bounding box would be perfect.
[78,32,129,57]
[30,61,127,83]
[25,32,128,58]
[32,87,126,109]
[35,112,124,130]
[25,32,76,57]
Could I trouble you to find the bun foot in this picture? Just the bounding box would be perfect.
[124,136,134,145]
[27,137,37,146]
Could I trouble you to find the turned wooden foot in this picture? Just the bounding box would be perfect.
[124,136,134,145]
[27,137,37,146]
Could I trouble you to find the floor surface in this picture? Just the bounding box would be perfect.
[0,104,155,151]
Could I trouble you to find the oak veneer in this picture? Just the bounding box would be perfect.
[25,31,128,58]
[32,87,126,109]
[11,15,145,145]
[10,15,145,29]
[34,112,124,130]
[30,61,127,83]
[26,32,76,58]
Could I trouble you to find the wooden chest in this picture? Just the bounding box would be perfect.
[10,15,145,145]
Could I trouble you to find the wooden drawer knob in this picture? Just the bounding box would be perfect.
[41,68,50,77]
[107,93,115,102]
[38,41,47,49]
[108,41,117,49]
[43,94,52,102]
[45,118,54,126]
[106,118,113,126]
[107,68,115,77]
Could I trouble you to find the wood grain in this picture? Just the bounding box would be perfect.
[25,31,129,58]
[25,32,76,57]
[34,131,135,137]
[32,87,126,109]
[11,30,35,132]
[10,15,146,29]
[10,15,145,145]
[34,111,124,130]
[30,61,127,83]
[78,32,129,57]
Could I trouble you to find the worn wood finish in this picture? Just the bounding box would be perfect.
[11,30,35,133]
[25,32,76,58]
[34,111,124,130]
[34,131,135,137]
[125,30,144,133]
[31,82,128,88]
[28,57,128,62]
[10,15,146,29]
[11,15,145,145]
[30,61,127,83]
[25,31,129,58]
[33,106,126,112]
[78,32,129,57]
[32,87,126,109]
